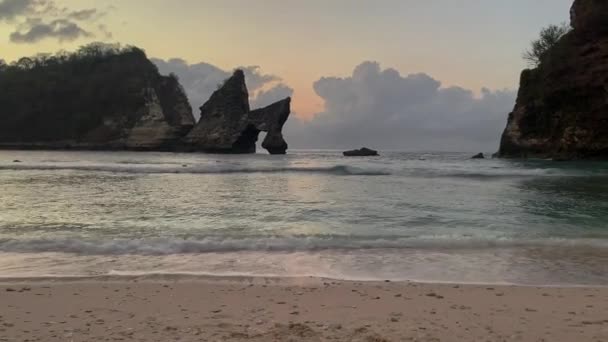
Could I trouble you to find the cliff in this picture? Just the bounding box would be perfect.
[183,70,291,154]
[0,45,292,154]
[0,44,195,151]
[498,0,608,159]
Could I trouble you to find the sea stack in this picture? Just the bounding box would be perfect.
[183,70,291,154]
[498,0,608,159]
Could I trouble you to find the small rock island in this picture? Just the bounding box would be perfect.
[0,44,291,154]
[498,0,608,160]
[343,148,379,157]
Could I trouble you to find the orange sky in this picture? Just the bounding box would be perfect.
[1,0,573,118]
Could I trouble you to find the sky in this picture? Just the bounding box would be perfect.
[0,0,573,151]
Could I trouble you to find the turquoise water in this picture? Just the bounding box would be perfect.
[0,150,607,285]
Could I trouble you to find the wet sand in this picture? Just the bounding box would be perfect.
[1,276,607,341]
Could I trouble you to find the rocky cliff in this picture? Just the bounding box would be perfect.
[0,44,195,150]
[0,45,292,154]
[498,0,608,159]
[183,70,291,154]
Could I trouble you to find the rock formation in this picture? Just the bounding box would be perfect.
[125,76,196,150]
[343,148,379,157]
[0,45,292,154]
[250,98,291,155]
[183,70,291,154]
[498,0,608,159]
[0,45,195,151]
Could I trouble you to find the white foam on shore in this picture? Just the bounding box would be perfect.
[1,235,607,255]
[0,246,607,287]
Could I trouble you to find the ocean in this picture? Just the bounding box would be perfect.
[1,150,607,285]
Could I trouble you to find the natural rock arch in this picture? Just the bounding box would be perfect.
[182,70,291,154]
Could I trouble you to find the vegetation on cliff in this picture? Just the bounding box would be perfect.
[498,0,608,159]
[0,43,192,146]
[523,23,571,67]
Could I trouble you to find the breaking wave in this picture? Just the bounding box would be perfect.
[0,163,596,180]
[1,235,607,255]
[403,167,594,180]
[0,163,390,176]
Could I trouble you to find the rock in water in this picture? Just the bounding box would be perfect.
[182,70,251,153]
[250,98,291,155]
[498,0,608,160]
[183,70,291,154]
[471,153,485,159]
[343,148,379,157]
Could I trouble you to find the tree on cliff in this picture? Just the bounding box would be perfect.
[523,23,571,67]
[0,43,162,142]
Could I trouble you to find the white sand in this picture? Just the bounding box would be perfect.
[1,276,607,341]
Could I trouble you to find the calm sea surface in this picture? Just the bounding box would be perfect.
[1,150,607,285]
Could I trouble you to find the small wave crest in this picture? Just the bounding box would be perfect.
[1,235,607,255]
[0,163,390,176]
[405,167,587,180]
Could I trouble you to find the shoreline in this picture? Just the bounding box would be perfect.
[2,276,608,341]
[1,273,608,289]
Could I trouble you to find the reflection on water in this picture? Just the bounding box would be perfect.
[0,150,607,284]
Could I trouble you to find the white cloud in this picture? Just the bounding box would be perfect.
[152,58,293,116]
[285,61,516,152]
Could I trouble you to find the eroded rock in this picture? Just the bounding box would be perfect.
[183,70,292,154]
[498,0,608,159]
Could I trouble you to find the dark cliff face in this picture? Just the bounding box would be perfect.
[498,0,608,159]
[251,98,291,155]
[183,70,292,154]
[0,45,195,150]
[0,45,291,154]
[183,70,252,152]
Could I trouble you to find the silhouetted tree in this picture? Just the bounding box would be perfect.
[0,42,164,142]
[523,23,571,67]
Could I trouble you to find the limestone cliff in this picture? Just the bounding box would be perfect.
[498,0,608,159]
[0,45,195,150]
[125,76,196,150]
[183,70,292,154]
[0,45,292,154]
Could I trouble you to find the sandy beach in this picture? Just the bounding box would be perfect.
[1,277,607,342]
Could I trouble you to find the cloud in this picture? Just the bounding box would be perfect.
[240,66,281,92]
[285,61,516,152]
[152,58,293,116]
[0,0,64,21]
[10,18,92,43]
[251,83,294,109]
[67,9,101,21]
[1,0,110,44]
[0,0,40,21]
